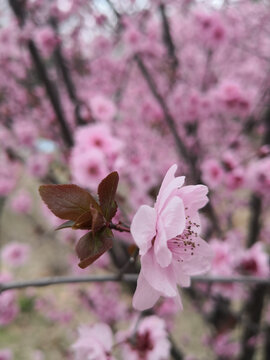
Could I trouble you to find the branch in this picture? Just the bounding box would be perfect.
[159,3,179,73]
[8,0,74,148]
[27,40,74,147]
[134,54,222,236]
[134,54,193,171]
[239,285,267,360]
[1,275,270,293]
[50,17,86,126]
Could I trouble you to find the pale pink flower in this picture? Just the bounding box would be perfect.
[131,164,212,311]
[0,349,12,360]
[0,274,18,326]
[9,191,32,214]
[117,315,170,360]
[72,323,115,360]
[35,27,59,56]
[90,95,116,122]
[1,242,30,267]
[70,148,108,189]
[212,334,240,358]
[13,121,37,147]
[237,242,269,277]
[201,159,224,189]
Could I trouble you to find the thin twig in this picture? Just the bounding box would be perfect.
[159,3,179,73]
[1,275,270,294]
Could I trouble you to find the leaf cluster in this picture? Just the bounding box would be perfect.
[39,172,119,268]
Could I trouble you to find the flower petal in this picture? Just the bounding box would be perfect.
[180,237,213,276]
[154,221,172,267]
[177,185,209,217]
[141,248,177,297]
[131,205,157,256]
[156,177,185,212]
[161,196,186,240]
[132,271,161,311]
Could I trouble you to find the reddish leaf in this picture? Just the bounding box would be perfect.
[98,171,119,221]
[90,206,106,234]
[76,229,113,269]
[73,210,93,229]
[56,220,75,230]
[39,184,99,221]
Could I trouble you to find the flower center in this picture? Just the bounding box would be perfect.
[168,213,200,262]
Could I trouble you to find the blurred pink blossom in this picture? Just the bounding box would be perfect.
[117,315,170,360]
[0,349,13,360]
[1,242,30,267]
[9,190,32,214]
[72,323,115,360]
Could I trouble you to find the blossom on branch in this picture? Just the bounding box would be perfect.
[131,164,213,310]
[72,323,115,360]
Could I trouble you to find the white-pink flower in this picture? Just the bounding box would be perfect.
[1,242,30,267]
[117,315,170,360]
[131,164,213,311]
[72,323,115,360]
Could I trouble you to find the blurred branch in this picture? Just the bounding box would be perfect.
[134,54,222,236]
[159,3,179,73]
[247,194,262,247]
[27,40,74,147]
[134,54,194,172]
[50,17,86,126]
[8,0,74,148]
[239,285,267,360]
[1,275,270,293]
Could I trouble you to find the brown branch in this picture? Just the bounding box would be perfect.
[134,54,222,236]
[239,285,267,360]
[159,3,179,73]
[1,275,270,293]
[50,18,86,126]
[9,0,74,148]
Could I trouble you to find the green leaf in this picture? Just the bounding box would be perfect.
[76,228,113,269]
[98,171,119,221]
[39,184,99,221]
[55,220,75,230]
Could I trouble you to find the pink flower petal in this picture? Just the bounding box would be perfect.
[132,272,161,311]
[161,196,186,240]
[141,249,177,297]
[131,205,157,256]
[154,222,172,268]
[177,185,208,217]
[156,176,185,212]
[179,237,213,276]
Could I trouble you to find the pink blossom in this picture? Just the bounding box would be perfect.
[0,349,12,360]
[27,154,50,178]
[13,120,37,147]
[35,27,59,56]
[237,242,269,277]
[131,164,212,310]
[0,274,18,326]
[1,242,30,267]
[72,323,115,360]
[90,95,116,122]
[212,334,240,358]
[70,148,108,189]
[117,315,170,360]
[247,157,270,195]
[9,190,32,214]
[201,159,224,189]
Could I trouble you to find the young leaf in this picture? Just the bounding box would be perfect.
[98,171,119,221]
[76,228,113,269]
[73,210,93,230]
[39,184,99,221]
[56,220,75,230]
